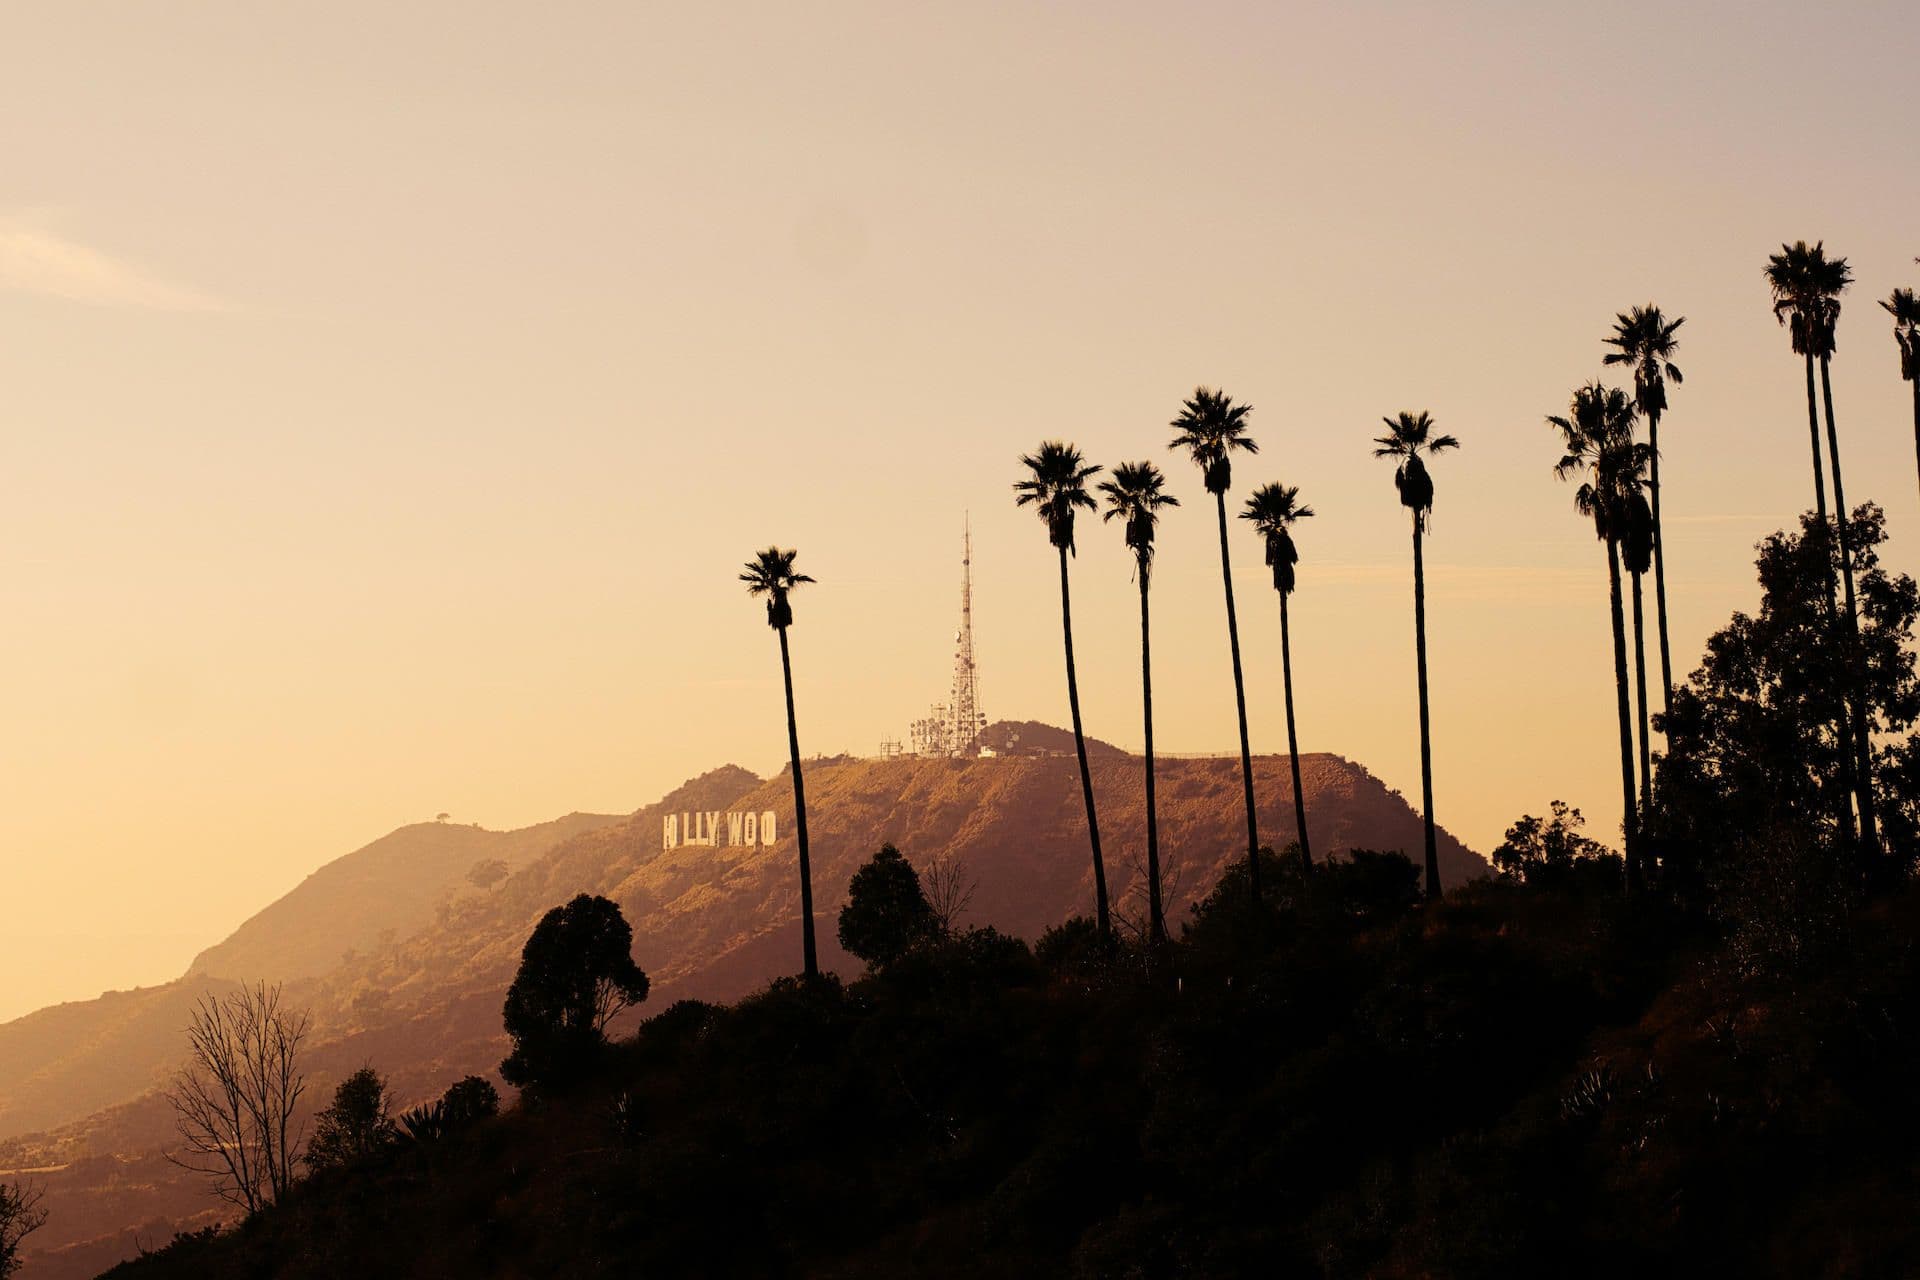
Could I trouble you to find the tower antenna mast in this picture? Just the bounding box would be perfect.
[949,514,984,756]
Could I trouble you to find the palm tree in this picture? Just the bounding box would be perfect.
[1372,412,1459,901]
[1242,483,1315,876]
[1015,441,1111,938]
[1768,240,1876,854]
[1169,387,1263,900]
[1602,305,1684,720]
[739,547,820,979]
[1767,242,1833,526]
[1624,490,1657,824]
[1098,461,1179,946]
[1549,384,1649,894]
[1880,283,1920,506]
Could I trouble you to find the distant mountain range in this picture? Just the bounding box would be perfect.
[2,727,1484,1278]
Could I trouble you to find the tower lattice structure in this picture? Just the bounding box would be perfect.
[947,515,984,755]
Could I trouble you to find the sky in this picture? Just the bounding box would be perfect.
[1,1,1917,1021]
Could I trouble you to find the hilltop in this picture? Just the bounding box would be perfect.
[4,731,1484,1277]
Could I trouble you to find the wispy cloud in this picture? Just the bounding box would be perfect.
[0,217,227,311]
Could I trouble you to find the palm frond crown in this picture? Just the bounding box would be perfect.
[1241,482,1314,595]
[1548,384,1648,542]
[1169,386,1259,495]
[1601,304,1685,420]
[1014,440,1102,554]
[740,547,815,628]
[1097,460,1179,582]
[1882,287,1920,381]
[1767,240,1851,359]
[1372,411,1460,531]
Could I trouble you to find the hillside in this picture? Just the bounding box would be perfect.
[94,876,1920,1279]
[7,735,1483,1277]
[189,812,621,983]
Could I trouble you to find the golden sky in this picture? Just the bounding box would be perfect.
[2,1,1917,1020]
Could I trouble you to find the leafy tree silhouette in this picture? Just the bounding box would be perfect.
[837,844,937,970]
[305,1067,398,1173]
[501,894,650,1089]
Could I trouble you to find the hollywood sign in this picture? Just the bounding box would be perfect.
[662,809,780,850]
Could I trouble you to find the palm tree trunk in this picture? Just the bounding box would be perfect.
[1140,574,1164,947]
[1215,491,1261,900]
[1059,544,1110,937]
[1912,377,1920,507]
[1647,410,1674,722]
[1802,350,1858,850]
[1632,568,1653,831]
[1804,350,1829,525]
[777,626,818,979]
[1607,538,1642,895]
[1411,519,1440,900]
[1280,590,1312,872]
[1819,354,1879,856]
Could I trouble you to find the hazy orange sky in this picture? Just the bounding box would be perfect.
[2,2,1917,1021]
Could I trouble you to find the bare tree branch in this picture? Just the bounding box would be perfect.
[165,982,310,1215]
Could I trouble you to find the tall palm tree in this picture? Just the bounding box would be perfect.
[1767,242,1833,526]
[1880,283,1920,507]
[1372,412,1459,901]
[1768,241,1876,854]
[1169,387,1263,900]
[1242,483,1315,876]
[1549,384,1649,894]
[1098,461,1179,946]
[1624,491,1657,824]
[739,547,820,979]
[1602,305,1684,720]
[1015,441,1111,938]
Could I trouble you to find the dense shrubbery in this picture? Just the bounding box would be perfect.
[108,834,1920,1280]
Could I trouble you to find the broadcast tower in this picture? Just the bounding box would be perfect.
[948,514,984,756]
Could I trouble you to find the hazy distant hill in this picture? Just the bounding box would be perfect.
[189,812,620,983]
[7,732,1482,1278]
[0,814,617,1142]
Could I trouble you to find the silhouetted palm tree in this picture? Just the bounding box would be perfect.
[1169,387,1263,900]
[1767,242,1833,526]
[1603,305,1684,720]
[1881,283,1920,505]
[1242,482,1315,876]
[1768,240,1876,854]
[1624,491,1656,823]
[740,547,820,979]
[1099,461,1179,946]
[1372,412,1459,901]
[1550,384,1650,893]
[1016,441,1110,938]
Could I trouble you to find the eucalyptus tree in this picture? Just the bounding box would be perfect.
[1015,441,1111,937]
[1549,384,1650,893]
[1767,240,1877,853]
[1881,283,1920,504]
[740,547,821,978]
[1169,387,1263,900]
[1242,482,1315,875]
[1603,305,1685,717]
[1098,461,1179,945]
[1372,412,1460,900]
